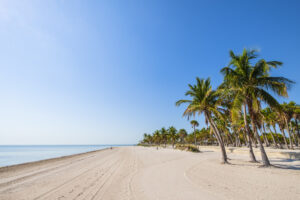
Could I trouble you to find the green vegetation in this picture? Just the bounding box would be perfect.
[139,49,299,167]
[175,144,200,152]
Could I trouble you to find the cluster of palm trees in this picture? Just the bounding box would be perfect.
[140,49,299,167]
[140,124,217,147]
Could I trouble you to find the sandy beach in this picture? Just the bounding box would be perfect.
[0,146,300,200]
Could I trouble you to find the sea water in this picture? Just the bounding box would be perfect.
[0,145,126,167]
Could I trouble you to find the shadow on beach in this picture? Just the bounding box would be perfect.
[270,159,300,170]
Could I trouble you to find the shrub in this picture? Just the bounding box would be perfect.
[175,144,200,152]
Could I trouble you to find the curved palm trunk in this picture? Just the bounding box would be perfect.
[296,119,300,146]
[205,112,228,164]
[234,131,241,147]
[290,127,298,147]
[273,125,283,149]
[236,132,241,147]
[252,137,257,148]
[248,103,271,167]
[262,124,270,147]
[280,128,289,149]
[227,133,234,146]
[243,104,257,162]
[261,128,269,146]
[193,126,197,146]
[285,118,294,149]
[267,126,278,148]
[242,130,248,147]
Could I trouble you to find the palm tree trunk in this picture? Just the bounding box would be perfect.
[296,119,300,146]
[292,130,298,147]
[243,103,257,162]
[252,137,257,148]
[193,126,197,146]
[267,126,278,148]
[243,130,248,147]
[236,132,241,147]
[273,125,283,149]
[285,118,294,149]
[280,128,289,149]
[227,133,234,146]
[247,102,270,166]
[234,131,241,147]
[262,124,270,147]
[205,112,228,164]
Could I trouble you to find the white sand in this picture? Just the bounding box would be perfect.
[0,146,299,200]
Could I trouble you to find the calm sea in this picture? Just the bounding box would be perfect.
[0,145,128,167]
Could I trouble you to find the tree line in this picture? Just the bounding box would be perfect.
[139,49,299,167]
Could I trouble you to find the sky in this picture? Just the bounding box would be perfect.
[0,0,299,145]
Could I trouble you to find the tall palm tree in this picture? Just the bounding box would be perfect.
[190,120,199,145]
[176,77,228,164]
[221,49,293,166]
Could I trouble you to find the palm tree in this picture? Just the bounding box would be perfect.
[221,49,293,166]
[153,130,162,146]
[168,126,178,148]
[178,129,188,144]
[176,77,228,164]
[281,102,297,149]
[190,120,199,145]
[261,108,279,148]
[160,128,168,147]
[292,105,300,144]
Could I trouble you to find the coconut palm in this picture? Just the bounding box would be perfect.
[261,108,279,148]
[178,129,188,144]
[281,102,298,149]
[292,105,300,143]
[176,77,228,164]
[190,120,199,145]
[152,130,161,146]
[221,49,293,166]
[168,126,178,148]
[160,128,168,147]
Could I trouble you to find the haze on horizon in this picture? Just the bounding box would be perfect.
[0,0,299,145]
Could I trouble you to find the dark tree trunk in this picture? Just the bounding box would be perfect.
[243,103,257,162]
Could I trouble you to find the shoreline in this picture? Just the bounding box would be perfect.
[0,147,112,173]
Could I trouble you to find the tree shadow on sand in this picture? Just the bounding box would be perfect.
[225,158,300,170]
[270,159,300,170]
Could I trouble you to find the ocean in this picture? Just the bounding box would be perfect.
[0,145,128,167]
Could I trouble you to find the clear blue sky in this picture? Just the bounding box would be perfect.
[0,0,299,144]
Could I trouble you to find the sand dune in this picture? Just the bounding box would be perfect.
[0,146,300,200]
